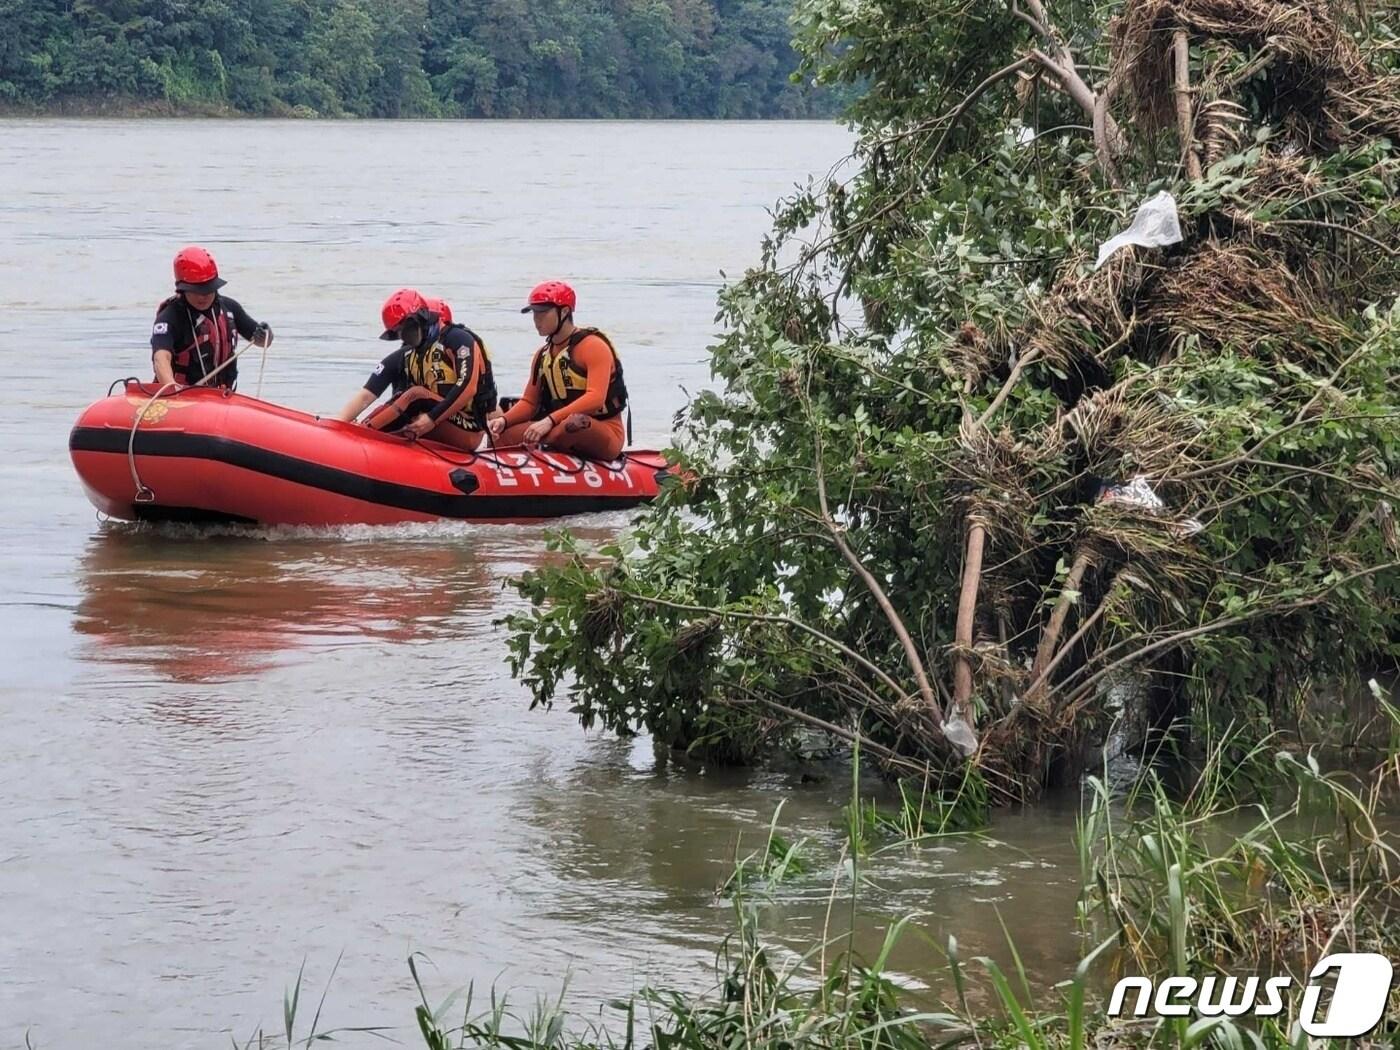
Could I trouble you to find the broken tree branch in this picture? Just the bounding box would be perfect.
[1030,546,1095,685]
[952,518,988,724]
[933,55,1038,165]
[736,691,930,777]
[813,430,948,728]
[1174,30,1203,181]
[1026,568,1123,704]
[619,589,914,705]
[1015,0,1124,183]
[1053,560,1400,708]
[975,347,1042,429]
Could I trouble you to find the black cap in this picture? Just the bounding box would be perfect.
[176,276,227,294]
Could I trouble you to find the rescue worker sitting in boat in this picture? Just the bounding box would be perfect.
[487,281,629,461]
[151,246,272,390]
[336,289,497,451]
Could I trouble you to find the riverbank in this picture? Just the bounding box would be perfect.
[0,99,844,120]
[0,96,245,118]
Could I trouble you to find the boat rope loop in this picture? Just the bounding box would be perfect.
[128,381,178,503]
[125,340,265,504]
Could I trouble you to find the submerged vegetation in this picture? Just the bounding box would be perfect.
[507,0,1400,802]
[238,735,1400,1048]
[1,0,835,118]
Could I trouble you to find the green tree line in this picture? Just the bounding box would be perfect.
[0,0,839,117]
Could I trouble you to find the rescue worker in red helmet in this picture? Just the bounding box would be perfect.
[488,281,629,461]
[336,289,497,450]
[423,296,453,326]
[151,246,272,389]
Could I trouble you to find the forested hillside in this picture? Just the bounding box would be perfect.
[0,0,836,117]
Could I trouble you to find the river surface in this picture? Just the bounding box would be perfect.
[0,120,1089,1048]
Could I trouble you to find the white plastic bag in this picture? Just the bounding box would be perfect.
[1098,475,1166,513]
[1095,191,1183,270]
[942,716,979,757]
[1098,474,1204,537]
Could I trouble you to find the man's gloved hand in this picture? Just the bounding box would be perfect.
[252,322,274,348]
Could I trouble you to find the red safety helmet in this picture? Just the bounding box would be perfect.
[380,288,429,340]
[521,280,576,314]
[173,246,226,293]
[423,296,453,325]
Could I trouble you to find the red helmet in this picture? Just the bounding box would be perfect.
[423,296,453,325]
[521,280,576,314]
[173,246,226,293]
[380,288,429,340]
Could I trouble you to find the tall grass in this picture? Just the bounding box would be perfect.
[1078,753,1399,979]
[233,953,391,1049]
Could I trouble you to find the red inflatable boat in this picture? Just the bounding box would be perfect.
[70,382,674,525]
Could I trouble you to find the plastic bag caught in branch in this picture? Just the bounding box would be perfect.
[1098,475,1204,537]
[1098,476,1166,512]
[1095,191,1183,270]
[942,716,978,757]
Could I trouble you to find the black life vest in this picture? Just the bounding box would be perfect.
[403,324,498,431]
[532,328,628,420]
[155,294,237,388]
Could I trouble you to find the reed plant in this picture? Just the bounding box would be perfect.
[233,954,391,1049]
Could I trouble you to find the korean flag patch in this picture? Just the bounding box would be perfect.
[152,322,169,335]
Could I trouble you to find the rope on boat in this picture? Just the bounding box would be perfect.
[128,381,178,502]
[124,341,263,504]
[416,439,631,476]
[255,338,270,400]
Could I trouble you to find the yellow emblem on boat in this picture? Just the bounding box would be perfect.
[124,395,193,423]
[137,401,170,424]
